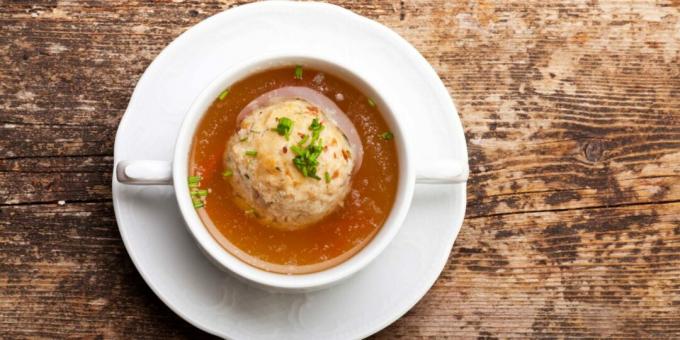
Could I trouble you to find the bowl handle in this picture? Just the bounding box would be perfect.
[416,160,468,184]
[115,160,172,185]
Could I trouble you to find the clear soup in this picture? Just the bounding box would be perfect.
[189,66,398,274]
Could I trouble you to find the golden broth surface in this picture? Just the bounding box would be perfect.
[189,66,398,274]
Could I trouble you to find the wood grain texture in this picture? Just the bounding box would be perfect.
[1,0,679,338]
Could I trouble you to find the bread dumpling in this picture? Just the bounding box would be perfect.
[225,98,358,230]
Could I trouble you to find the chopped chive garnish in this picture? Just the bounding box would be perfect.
[290,145,303,155]
[298,134,309,146]
[294,65,303,79]
[274,117,293,140]
[189,176,201,187]
[189,176,207,208]
[291,118,325,180]
[324,171,331,183]
[380,131,394,140]
[367,98,376,107]
[309,118,324,140]
[218,88,230,100]
[222,169,233,177]
[239,136,248,142]
[245,150,258,157]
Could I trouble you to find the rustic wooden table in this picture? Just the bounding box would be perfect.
[2,1,680,338]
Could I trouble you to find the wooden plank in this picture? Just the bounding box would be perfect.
[1,0,679,338]
[379,202,680,338]
[0,203,209,338]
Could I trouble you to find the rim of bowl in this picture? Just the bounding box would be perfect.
[173,52,415,290]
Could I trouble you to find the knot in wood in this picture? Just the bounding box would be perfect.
[584,140,605,162]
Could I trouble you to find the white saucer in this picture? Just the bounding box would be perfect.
[112,2,467,339]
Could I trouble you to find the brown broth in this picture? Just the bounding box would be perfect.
[189,66,398,274]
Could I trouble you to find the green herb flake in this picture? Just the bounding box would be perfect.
[324,171,331,183]
[309,118,324,140]
[218,88,230,100]
[197,189,208,197]
[245,150,258,157]
[274,117,294,140]
[222,169,233,178]
[380,131,394,140]
[294,65,303,79]
[239,136,248,142]
[188,175,202,187]
[290,145,304,156]
[192,198,204,208]
[367,98,376,107]
[298,134,309,146]
[290,119,325,180]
